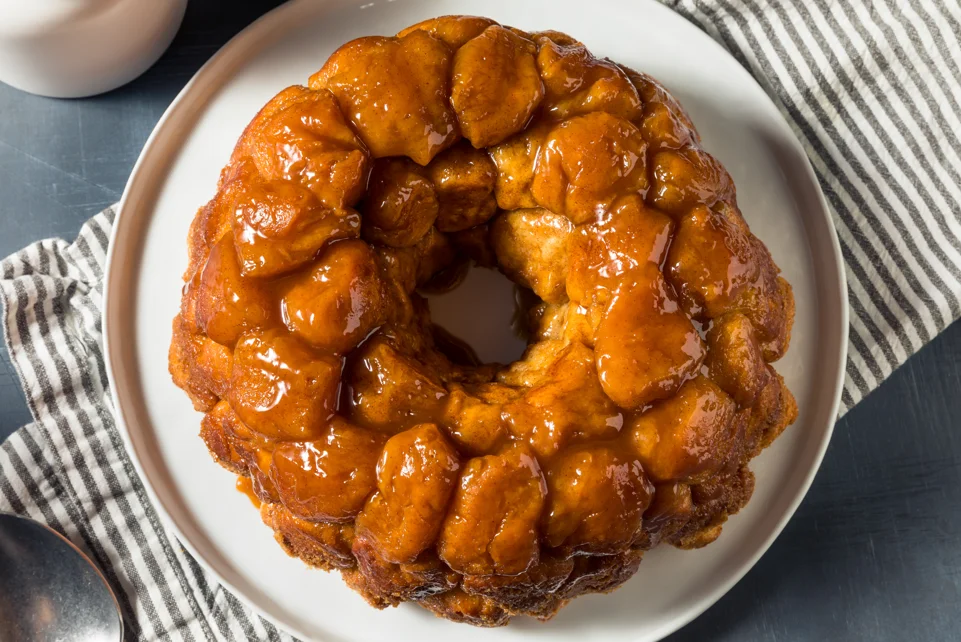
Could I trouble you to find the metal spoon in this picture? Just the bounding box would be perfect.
[0,512,123,641]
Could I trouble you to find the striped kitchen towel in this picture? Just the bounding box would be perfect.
[1,1,959,640]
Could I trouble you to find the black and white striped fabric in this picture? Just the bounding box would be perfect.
[1,1,959,639]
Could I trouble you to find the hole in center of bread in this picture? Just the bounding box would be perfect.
[423,264,530,366]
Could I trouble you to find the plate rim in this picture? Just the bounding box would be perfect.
[103,0,850,639]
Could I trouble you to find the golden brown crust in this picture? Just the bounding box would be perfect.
[419,589,510,627]
[169,14,798,627]
[260,503,356,571]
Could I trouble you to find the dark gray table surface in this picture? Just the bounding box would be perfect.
[1,2,959,640]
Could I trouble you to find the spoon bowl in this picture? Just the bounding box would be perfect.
[0,513,123,642]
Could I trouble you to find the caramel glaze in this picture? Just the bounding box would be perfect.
[169,14,798,628]
[235,475,261,509]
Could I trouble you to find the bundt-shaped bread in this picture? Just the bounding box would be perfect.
[169,14,797,627]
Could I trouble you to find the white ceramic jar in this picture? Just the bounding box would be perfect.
[0,0,188,98]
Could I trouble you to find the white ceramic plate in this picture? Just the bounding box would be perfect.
[104,0,848,640]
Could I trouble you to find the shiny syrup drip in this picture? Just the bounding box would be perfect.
[235,476,261,509]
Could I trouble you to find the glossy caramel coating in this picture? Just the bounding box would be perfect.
[356,424,461,563]
[542,446,653,554]
[229,329,343,440]
[502,342,622,459]
[311,31,459,166]
[362,158,439,248]
[531,111,648,224]
[281,239,387,353]
[438,444,547,575]
[344,335,448,431]
[195,233,273,346]
[426,143,499,232]
[234,86,370,209]
[650,147,734,215]
[271,417,385,522]
[442,384,513,455]
[451,25,544,148]
[534,35,642,122]
[566,195,674,305]
[594,267,706,410]
[667,202,793,359]
[628,376,739,483]
[170,15,797,628]
[228,161,362,278]
[201,401,278,504]
[705,313,772,407]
